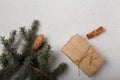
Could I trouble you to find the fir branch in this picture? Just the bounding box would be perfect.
[5,54,15,66]
[8,30,16,46]
[27,20,39,44]
[21,41,32,57]
[31,66,53,80]
[51,63,67,79]
[0,31,20,66]
[0,65,20,80]
[0,54,8,67]
[0,52,21,67]
[12,53,24,65]
[0,65,14,77]
[19,27,28,41]
[29,54,39,68]
[30,20,39,35]
[0,20,68,80]
[14,65,30,80]
[31,20,39,32]
[37,41,51,59]
[37,42,52,73]
[19,20,39,42]
[28,67,42,80]
[14,57,32,80]
[0,30,16,49]
[0,36,9,48]
[20,20,40,58]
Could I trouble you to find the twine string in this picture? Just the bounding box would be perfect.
[75,46,93,76]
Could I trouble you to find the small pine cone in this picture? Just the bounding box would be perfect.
[32,34,44,51]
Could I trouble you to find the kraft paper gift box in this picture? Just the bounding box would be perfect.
[62,34,104,77]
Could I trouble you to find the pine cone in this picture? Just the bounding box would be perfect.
[32,34,44,51]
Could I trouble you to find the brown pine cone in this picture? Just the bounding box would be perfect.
[32,34,44,51]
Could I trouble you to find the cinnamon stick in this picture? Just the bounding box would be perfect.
[86,26,105,39]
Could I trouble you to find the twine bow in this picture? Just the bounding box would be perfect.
[75,46,96,76]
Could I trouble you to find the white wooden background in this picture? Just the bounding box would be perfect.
[0,0,120,80]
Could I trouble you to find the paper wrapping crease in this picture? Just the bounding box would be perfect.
[62,34,104,77]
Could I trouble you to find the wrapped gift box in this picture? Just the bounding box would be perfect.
[62,34,104,77]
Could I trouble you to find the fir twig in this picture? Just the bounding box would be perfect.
[14,57,32,80]
[0,20,67,80]
[19,27,28,41]
[31,66,53,80]
[51,63,67,79]
[14,65,29,80]
[0,65,20,80]
[8,30,16,46]
[20,20,39,58]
